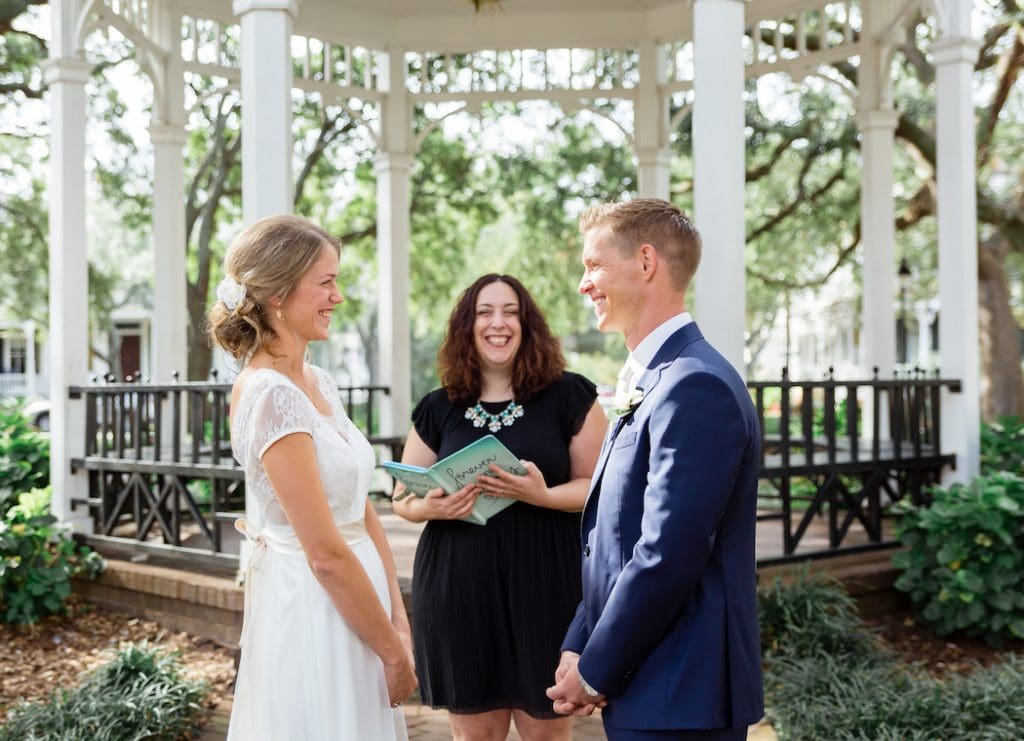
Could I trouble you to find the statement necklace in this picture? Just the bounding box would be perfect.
[465,400,525,433]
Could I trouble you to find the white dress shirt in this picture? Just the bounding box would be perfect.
[625,312,693,381]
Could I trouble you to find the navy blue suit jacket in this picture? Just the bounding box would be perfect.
[562,322,764,732]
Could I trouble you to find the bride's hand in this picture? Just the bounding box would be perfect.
[383,653,417,708]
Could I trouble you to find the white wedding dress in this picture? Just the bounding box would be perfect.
[227,366,408,741]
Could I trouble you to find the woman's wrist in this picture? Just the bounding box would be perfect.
[379,630,409,666]
[393,496,424,523]
[392,605,410,629]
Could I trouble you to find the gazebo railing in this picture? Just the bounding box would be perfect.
[749,368,961,565]
[66,369,962,570]
[68,375,396,569]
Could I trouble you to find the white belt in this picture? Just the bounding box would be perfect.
[234,517,370,647]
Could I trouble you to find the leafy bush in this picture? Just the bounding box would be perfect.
[767,651,1024,740]
[0,401,49,517]
[981,416,1024,474]
[758,568,876,660]
[762,573,1024,740]
[0,487,104,625]
[0,643,209,740]
[892,471,1024,646]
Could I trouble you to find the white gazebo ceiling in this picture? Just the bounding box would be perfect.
[175,0,849,51]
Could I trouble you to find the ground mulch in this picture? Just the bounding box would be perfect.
[866,606,1024,679]
[4,598,1023,734]
[0,598,236,719]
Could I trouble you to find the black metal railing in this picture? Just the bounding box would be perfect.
[749,368,960,565]
[69,373,397,567]
[66,368,962,570]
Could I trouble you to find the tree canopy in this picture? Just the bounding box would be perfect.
[2,0,1023,418]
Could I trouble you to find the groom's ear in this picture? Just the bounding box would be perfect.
[637,243,658,281]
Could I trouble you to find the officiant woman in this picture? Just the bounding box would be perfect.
[393,274,607,740]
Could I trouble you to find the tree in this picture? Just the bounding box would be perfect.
[1,2,139,341]
[698,0,1024,418]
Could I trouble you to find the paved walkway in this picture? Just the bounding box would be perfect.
[201,698,776,740]
[196,504,779,739]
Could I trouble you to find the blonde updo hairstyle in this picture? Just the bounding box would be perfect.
[208,214,340,362]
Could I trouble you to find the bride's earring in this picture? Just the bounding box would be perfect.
[275,305,283,320]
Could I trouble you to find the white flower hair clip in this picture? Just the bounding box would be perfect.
[216,275,246,311]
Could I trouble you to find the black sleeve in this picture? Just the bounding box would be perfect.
[563,372,599,438]
[411,389,445,453]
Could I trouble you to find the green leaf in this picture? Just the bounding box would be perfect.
[994,495,1020,513]
[989,591,1015,611]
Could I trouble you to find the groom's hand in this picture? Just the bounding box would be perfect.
[547,651,606,716]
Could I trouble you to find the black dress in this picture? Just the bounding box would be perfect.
[410,371,597,719]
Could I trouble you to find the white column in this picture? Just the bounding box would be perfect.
[635,41,671,200]
[856,108,899,377]
[934,9,980,481]
[374,154,412,435]
[692,0,746,374]
[44,0,91,532]
[150,4,188,383]
[375,49,412,436]
[150,125,188,382]
[233,0,296,222]
[915,302,936,370]
[22,320,37,397]
[233,0,296,568]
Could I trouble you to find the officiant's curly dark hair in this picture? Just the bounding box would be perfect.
[439,274,565,405]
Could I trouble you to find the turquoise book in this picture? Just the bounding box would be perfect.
[382,434,527,525]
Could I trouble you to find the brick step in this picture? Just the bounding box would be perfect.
[73,558,414,648]
[75,548,905,648]
[73,559,245,647]
[758,548,907,618]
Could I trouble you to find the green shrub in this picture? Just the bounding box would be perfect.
[0,401,49,517]
[767,651,1024,740]
[762,574,1024,740]
[892,471,1024,646]
[981,416,1024,474]
[758,568,876,660]
[0,487,104,625]
[0,643,209,740]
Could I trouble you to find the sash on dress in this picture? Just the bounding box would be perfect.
[234,518,370,647]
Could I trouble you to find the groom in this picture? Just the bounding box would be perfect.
[547,199,763,739]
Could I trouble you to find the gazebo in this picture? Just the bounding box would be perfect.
[46,0,981,536]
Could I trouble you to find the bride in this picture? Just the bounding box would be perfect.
[208,214,415,740]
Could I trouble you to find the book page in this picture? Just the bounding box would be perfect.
[431,435,527,491]
[380,462,443,497]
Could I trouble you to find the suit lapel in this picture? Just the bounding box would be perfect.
[581,322,707,524]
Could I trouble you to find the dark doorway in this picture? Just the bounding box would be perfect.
[120,334,141,380]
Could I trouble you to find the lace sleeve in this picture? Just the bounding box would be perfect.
[249,382,316,461]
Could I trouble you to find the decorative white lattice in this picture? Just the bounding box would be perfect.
[405,48,640,99]
[180,17,384,101]
[746,1,864,78]
[103,0,152,37]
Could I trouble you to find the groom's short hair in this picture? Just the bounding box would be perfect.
[578,198,701,291]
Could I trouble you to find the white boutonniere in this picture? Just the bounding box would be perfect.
[610,387,645,418]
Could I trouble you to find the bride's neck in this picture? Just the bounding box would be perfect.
[255,340,306,378]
